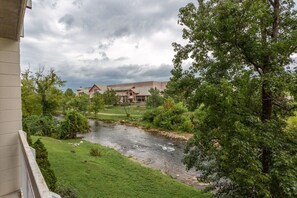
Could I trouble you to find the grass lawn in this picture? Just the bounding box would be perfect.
[101,105,147,116]
[32,136,209,198]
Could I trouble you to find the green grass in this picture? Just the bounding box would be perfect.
[101,105,147,116]
[32,136,209,198]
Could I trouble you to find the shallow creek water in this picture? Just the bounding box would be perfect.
[83,120,205,189]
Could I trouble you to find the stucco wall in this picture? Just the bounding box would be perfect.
[0,37,21,197]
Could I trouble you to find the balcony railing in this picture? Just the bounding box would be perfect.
[19,130,60,198]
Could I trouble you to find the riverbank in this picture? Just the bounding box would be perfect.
[32,136,209,198]
[88,114,193,141]
[119,120,193,141]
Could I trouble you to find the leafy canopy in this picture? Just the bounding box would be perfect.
[146,88,164,108]
[103,89,120,105]
[173,0,297,197]
[89,92,105,118]
[60,110,90,139]
[21,68,65,116]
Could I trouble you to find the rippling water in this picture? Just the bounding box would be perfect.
[83,120,204,189]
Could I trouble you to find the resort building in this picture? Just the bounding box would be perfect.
[107,81,167,103]
[77,81,168,103]
[0,1,59,197]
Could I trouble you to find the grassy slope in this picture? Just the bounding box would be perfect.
[33,136,209,198]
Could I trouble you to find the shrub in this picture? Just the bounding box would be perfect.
[142,108,162,122]
[33,139,57,191]
[60,110,90,139]
[23,115,59,136]
[90,148,101,157]
[143,98,194,132]
[56,184,78,198]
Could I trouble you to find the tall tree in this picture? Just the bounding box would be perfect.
[165,68,200,111]
[89,92,105,118]
[21,70,42,117]
[34,68,65,116]
[68,94,90,114]
[61,88,76,113]
[174,0,297,197]
[103,89,119,105]
[146,88,164,108]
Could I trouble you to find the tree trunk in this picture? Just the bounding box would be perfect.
[42,94,47,116]
[261,81,273,173]
[260,0,280,175]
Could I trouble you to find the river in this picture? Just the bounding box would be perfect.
[83,120,205,189]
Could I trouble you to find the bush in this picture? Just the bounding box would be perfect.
[60,110,90,139]
[90,148,101,157]
[23,115,59,136]
[33,139,57,191]
[56,184,79,198]
[143,98,194,132]
[143,108,162,123]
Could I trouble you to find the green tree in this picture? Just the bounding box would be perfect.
[22,68,65,116]
[146,88,164,108]
[61,88,76,113]
[165,67,200,111]
[68,94,90,114]
[34,69,64,116]
[174,0,297,197]
[64,88,75,97]
[33,139,57,191]
[60,110,90,139]
[89,93,105,118]
[21,70,42,117]
[23,115,59,137]
[103,89,119,105]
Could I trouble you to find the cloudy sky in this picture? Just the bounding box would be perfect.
[21,0,193,90]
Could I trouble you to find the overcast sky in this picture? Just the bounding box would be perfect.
[21,0,193,90]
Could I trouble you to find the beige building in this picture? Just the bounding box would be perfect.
[76,87,91,96]
[108,81,167,103]
[77,81,168,103]
[0,1,59,197]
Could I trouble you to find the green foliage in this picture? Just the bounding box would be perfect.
[33,139,57,191]
[64,88,75,97]
[146,88,164,108]
[61,88,76,113]
[60,110,90,139]
[21,70,42,117]
[165,69,200,111]
[89,93,105,118]
[103,89,120,105]
[21,68,65,116]
[174,0,297,197]
[23,115,59,136]
[90,147,101,157]
[68,94,90,114]
[287,112,297,129]
[56,184,79,198]
[143,98,193,132]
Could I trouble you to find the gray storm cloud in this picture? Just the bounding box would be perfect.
[21,0,195,90]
